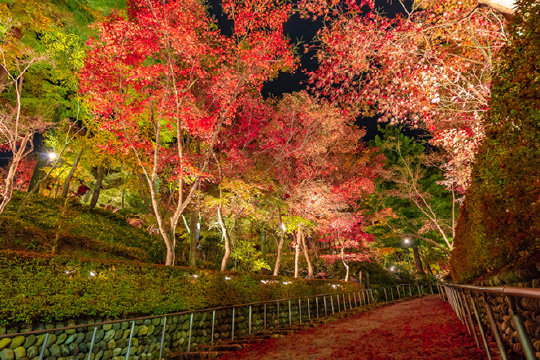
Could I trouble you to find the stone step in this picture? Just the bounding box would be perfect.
[197,344,244,352]
[170,351,223,360]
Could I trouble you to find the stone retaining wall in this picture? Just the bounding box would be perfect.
[0,293,361,360]
[463,261,540,359]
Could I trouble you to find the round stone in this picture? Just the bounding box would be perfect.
[49,344,61,358]
[107,340,116,351]
[26,345,38,359]
[9,337,24,350]
[0,348,14,360]
[0,339,11,350]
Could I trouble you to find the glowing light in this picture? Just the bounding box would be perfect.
[89,271,96,277]
[225,276,231,281]
[48,152,57,160]
[403,238,410,245]
[281,223,286,231]
[390,266,395,272]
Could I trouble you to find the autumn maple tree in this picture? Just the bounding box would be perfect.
[80,0,296,266]
[303,0,509,192]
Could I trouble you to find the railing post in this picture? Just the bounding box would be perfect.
[187,313,193,352]
[348,293,352,309]
[396,286,400,298]
[264,304,267,330]
[211,311,215,345]
[249,305,252,334]
[483,294,508,360]
[354,292,358,306]
[409,284,412,297]
[324,296,328,316]
[87,326,98,360]
[370,289,375,303]
[231,308,235,340]
[307,298,311,320]
[316,296,320,318]
[507,295,536,360]
[459,290,480,348]
[468,291,493,360]
[38,333,49,360]
[336,294,341,312]
[384,288,388,302]
[126,321,135,360]
[359,291,363,306]
[299,299,302,323]
[277,301,280,328]
[288,300,292,325]
[330,295,335,314]
[159,316,167,359]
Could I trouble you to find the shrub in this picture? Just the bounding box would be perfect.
[451,0,540,283]
[0,251,361,324]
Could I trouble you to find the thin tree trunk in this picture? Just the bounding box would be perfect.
[341,248,350,282]
[299,228,313,279]
[0,136,32,215]
[61,148,84,198]
[189,211,197,267]
[52,196,70,255]
[413,247,426,275]
[218,206,231,271]
[89,165,105,208]
[28,155,47,193]
[273,211,285,276]
[294,229,300,279]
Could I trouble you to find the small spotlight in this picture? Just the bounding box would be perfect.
[390,266,395,272]
[225,276,231,281]
[89,271,96,277]
[281,223,286,231]
[48,152,57,160]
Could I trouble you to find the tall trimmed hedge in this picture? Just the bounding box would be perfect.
[451,0,540,283]
[0,251,361,325]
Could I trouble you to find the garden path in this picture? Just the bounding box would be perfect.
[219,296,495,360]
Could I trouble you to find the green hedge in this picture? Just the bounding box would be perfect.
[0,251,361,325]
[451,0,540,283]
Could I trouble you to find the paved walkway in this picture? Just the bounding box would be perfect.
[219,296,490,360]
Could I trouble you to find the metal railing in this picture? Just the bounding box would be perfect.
[443,283,540,360]
[0,288,378,359]
[0,283,436,360]
[378,283,442,302]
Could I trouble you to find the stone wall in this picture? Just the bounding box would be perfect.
[0,292,363,360]
[455,261,540,359]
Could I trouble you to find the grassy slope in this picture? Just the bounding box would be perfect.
[1,191,162,261]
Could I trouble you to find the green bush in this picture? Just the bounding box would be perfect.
[0,251,361,325]
[451,0,540,283]
[2,192,161,260]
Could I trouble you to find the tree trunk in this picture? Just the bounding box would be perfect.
[413,247,426,275]
[294,229,300,279]
[61,148,84,198]
[189,211,197,268]
[341,248,350,282]
[299,228,313,279]
[273,212,285,276]
[52,196,70,255]
[218,206,231,271]
[90,165,105,208]
[28,155,47,193]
